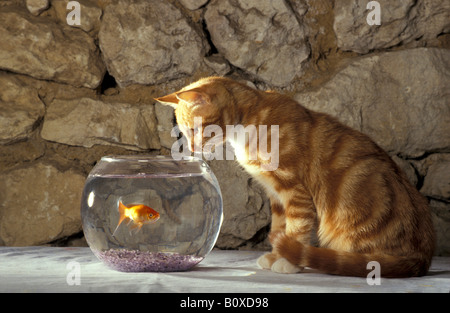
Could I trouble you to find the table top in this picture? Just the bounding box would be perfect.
[0,247,449,293]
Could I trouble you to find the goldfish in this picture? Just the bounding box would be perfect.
[112,201,160,236]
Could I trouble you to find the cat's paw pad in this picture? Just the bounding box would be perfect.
[271,258,302,274]
[257,253,276,270]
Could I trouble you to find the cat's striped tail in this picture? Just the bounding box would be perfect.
[274,235,432,278]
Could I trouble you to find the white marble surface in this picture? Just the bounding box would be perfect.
[0,247,449,293]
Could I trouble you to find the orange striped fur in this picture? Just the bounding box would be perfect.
[156,77,435,278]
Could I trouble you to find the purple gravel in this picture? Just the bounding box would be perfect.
[95,249,204,272]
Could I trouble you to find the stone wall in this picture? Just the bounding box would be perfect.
[0,0,449,255]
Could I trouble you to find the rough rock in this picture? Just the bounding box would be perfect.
[179,0,209,10]
[334,0,450,53]
[391,156,418,187]
[430,200,450,256]
[295,48,450,157]
[0,74,45,144]
[421,156,450,201]
[0,163,85,246]
[0,7,105,88]
[154,102,176,150]
[205,0,310,87]
[41,98,161,150]
[26,0,49,15]
[99,0,207,87]
[208,159,271,248]
[204,54,232,76]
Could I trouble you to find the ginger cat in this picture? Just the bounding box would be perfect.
[156,77,435,277]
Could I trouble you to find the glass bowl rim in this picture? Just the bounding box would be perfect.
[100,155,202,163]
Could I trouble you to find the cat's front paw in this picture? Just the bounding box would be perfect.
[271,258,303,274]
[257,253,277,270]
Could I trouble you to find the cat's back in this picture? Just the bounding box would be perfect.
[293,102,435,261]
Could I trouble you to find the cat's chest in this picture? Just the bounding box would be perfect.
[227,136,248,163]
[240,160,279,199]
[227,137,279,198]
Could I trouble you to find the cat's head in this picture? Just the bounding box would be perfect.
[155,77,236,152]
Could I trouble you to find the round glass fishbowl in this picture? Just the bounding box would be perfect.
[81,156,223,272]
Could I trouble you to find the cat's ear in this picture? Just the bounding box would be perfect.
[155,90,210,108]
[176,90,210,107]
[154,93,179,109]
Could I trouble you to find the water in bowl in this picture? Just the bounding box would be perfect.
[81,156,223,272]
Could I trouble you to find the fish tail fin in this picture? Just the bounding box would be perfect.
[112,201,128,237]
